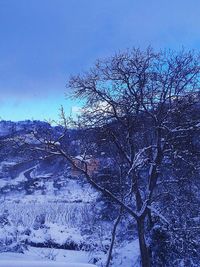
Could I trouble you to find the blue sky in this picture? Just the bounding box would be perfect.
[1,0,200,121]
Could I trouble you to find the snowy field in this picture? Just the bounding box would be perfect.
[0,163,140,267]
[0,195,140,266]
[0,200,93,228]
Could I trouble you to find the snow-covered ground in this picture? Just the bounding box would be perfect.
[0,263,95,267]
[0,162,98,203]
[0,200,92,227]
[0,162,140,267]
[0,248,96,267]
[0,240,140,267]
[112,240,140,267]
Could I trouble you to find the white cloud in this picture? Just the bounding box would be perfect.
[71,106,83,114]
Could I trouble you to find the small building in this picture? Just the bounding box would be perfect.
[71,155,99,176]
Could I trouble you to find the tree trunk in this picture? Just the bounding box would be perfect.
[137,218,150,267]
[105,209,122,267]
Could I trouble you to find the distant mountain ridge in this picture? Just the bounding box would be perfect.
[0,120,51,137]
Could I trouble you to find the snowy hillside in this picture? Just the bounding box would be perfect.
[0,121,140,267]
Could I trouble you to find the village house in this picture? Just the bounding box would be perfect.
[71,155,99,176]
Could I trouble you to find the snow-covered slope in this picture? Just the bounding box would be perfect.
[0,120,140,267]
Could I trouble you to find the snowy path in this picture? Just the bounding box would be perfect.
[23,167,36,180]
[10,165,37,185]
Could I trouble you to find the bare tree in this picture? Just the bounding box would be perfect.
[105,207,123,267]
[34,48,200,266]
